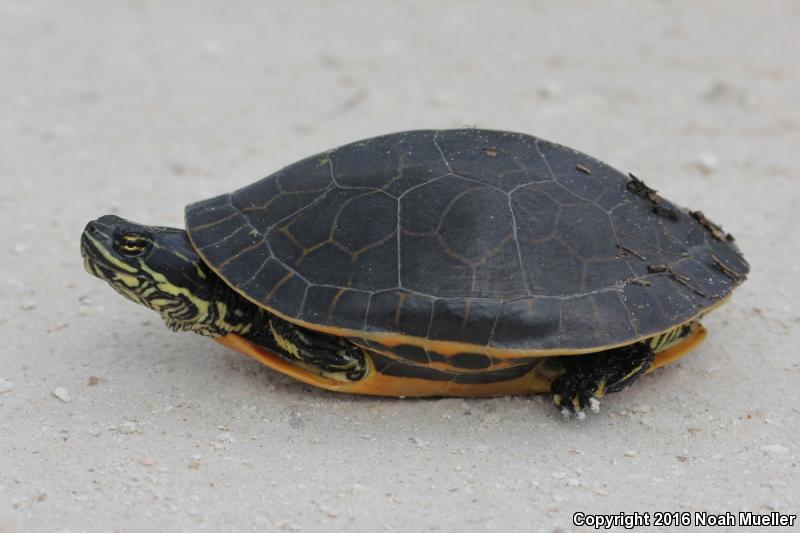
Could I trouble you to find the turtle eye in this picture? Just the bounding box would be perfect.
[115,233,150,257]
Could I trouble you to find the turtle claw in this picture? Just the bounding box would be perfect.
[552,375,605,416]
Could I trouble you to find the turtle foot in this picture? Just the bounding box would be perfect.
[267,316,367,380]
[551,343,654,416]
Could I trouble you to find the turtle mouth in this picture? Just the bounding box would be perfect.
[81,233,114,281]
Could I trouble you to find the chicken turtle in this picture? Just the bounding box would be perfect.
[80,129,749,414]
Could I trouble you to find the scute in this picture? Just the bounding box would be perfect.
[185,129,749,353]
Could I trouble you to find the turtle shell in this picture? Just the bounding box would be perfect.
[185,129,748,354]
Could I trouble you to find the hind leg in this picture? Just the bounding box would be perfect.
[551,343,654,415]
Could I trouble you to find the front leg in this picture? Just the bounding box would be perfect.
[263,315,367,381]
[551,343,655,415]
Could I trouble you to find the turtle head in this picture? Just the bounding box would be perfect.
[80,215,244,336]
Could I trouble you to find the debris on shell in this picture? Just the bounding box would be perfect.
[52,387,71,402]
[711,254,743,281]
[626,173,661,204]
[652,206,680,221]
[575,164,591,174]
[691,210,731,241]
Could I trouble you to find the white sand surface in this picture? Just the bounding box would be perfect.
[1,1,798,531]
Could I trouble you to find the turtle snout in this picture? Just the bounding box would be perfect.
[81,220,103,257]
[81,222,95,258]
[82,219,99,241]
[80,217,116,263]
[81,219,123,281]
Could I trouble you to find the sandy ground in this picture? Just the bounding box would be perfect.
[1,1,799,531]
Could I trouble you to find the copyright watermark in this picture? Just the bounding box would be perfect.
[573,511,797,529]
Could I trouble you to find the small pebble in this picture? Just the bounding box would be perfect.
[537,83,560,99]
[52,387,71,403]
[760,444,789,454]
[12,244,28,255]
[0,379,13,394]
[276,520,301,532]
[319,504,337,518]
[409,436,427,448]
[119,421,138,434]
[189,453,202,470]
[140,457,155,466]
[87,376,100,386]
[624,450,638,457]
[20,301,36,311]
[695,152,717,175]
[589,398,601,413]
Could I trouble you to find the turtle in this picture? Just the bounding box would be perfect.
[80,129,748,415]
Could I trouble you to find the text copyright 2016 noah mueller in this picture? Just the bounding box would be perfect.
[573,511,797,529]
